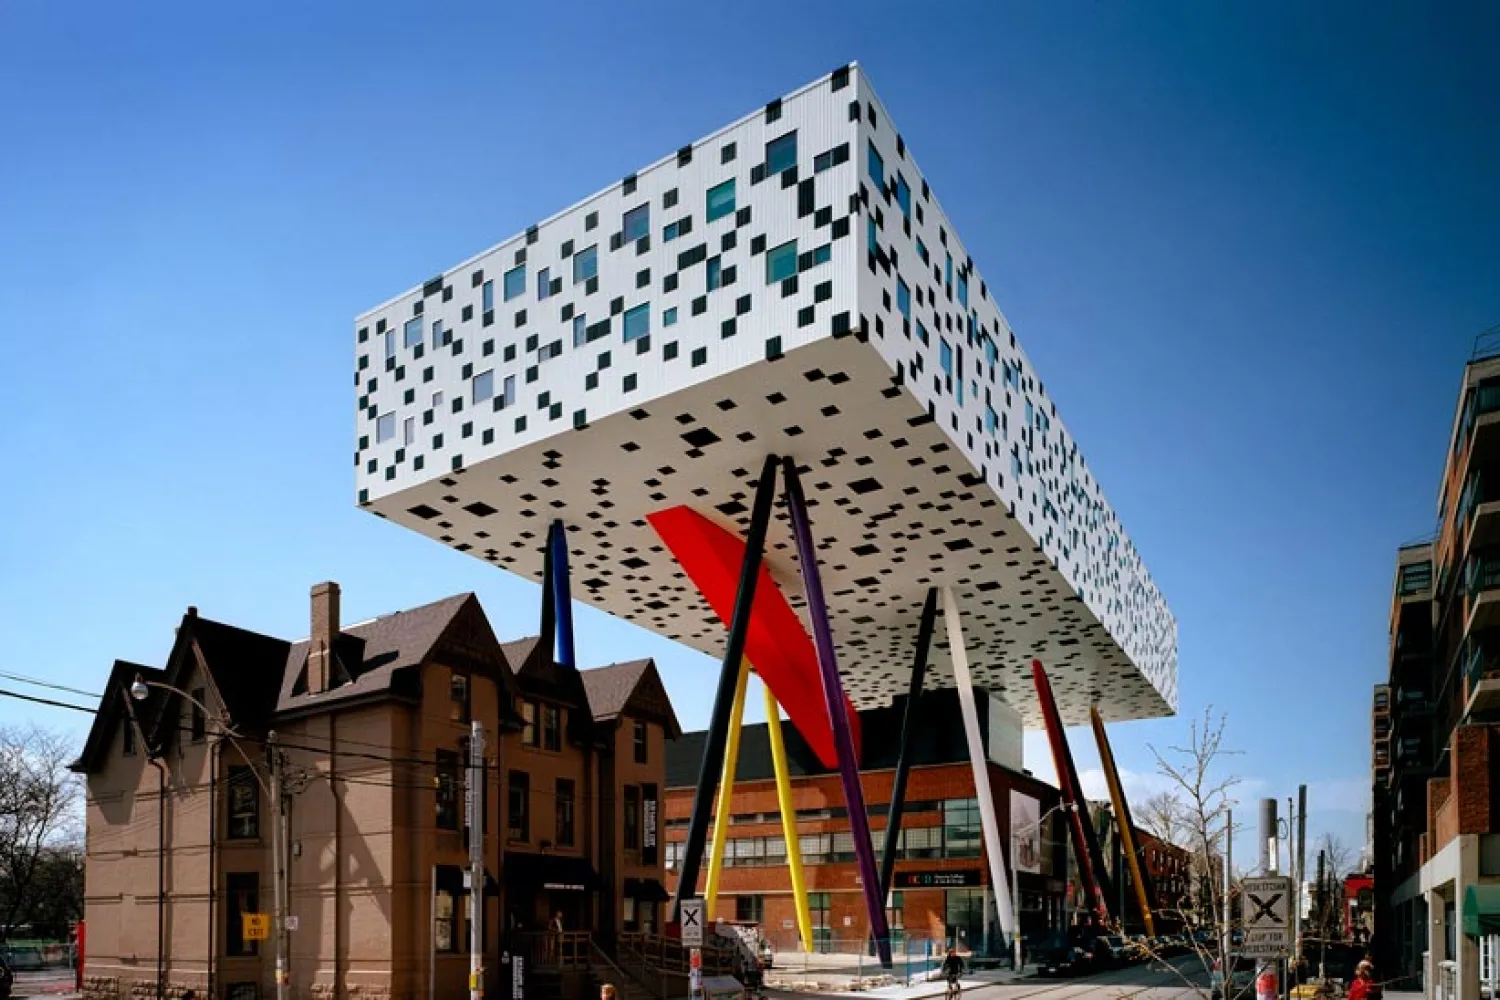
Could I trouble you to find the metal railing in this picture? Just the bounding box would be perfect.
[512,930,594,970]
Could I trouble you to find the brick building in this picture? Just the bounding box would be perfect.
[71,583,678,1000]
[663,689,1066,956]
[1372,338,1500,998]
[1083,804,1197,934]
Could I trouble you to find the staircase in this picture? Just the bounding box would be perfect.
[589,940,665,1000]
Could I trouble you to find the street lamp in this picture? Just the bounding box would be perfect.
[127,672,285,1000]
[1011,802,1076,972]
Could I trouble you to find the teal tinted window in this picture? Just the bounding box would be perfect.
[916,239,928,263]
[945,253,953,286]
[916,321,929,345]
[766,132,797,174]
[766,240,797,283]
[482,280,494,311]
[706,179,736,222]
[403,317,423,348]
[867,217,878,254]
[663,222,680,242]
[957,270,968,308]
[867,141,884,189]
[574,245,597,283]
[623,205,649,242]
[663,307,678,327]
[707,257,722,291]
[812,244,831,266]
[897,278,910,318]
[623,303,649,342]
[896,176,911,218]
[504,265,525,302]
[940,340,953,375]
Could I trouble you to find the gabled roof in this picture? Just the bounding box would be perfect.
[580,659,681,738]
[71,660,166,773]
[147,612,291,748]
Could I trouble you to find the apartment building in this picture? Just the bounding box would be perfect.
[1082,804,1197,935]
[1372,340,1500,998]
[662,689,1066,956]
[71,583,677,1000]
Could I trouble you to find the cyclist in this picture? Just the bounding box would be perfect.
[941,947,964,999]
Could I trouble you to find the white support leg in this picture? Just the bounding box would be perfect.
[943,586,1018,947]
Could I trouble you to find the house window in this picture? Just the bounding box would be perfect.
[122,717,136,757]
[573,245,598,283]
[556,778,576,847]
[508,771,530,841]
[706,179,735,223]
[521,700,538,747]
[537,267,551,301]
[451,673,470,724]
[623,785,641,850]
[542,704,562,752]
[897,278,910,319]
[633,721,648,764]
[436,749,460,831]
[867,141,884,189]
[623,205,650,243]
[190,688,206,742]
[504,265,525,301]
[482,280,494,311]
[707,257,722,291]
[434,866,461,952]
[765,131,796,175]
[227,765,259,839]
[472,370,494,404]
[376,412,396,443]
[766,241,797,284]
[623,304,650,342]
[226,872,259,956]
[404,316,423,348]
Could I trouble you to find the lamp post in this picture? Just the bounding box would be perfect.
[1011,802,1075,972]
[130,675,285,1000]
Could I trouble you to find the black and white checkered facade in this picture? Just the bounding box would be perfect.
[353,65,1178,726]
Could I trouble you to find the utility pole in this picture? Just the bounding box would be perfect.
[1257,799,1278,1000]
[1223,809,1233,985]
[468,721,485,1000]
[269,731,289,1000]
[1295,786,1307,969]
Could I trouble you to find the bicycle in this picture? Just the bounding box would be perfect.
[944,974,962,1000]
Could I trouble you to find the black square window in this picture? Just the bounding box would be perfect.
[765,336,783,360]
[751,234,766,255]
[691,347,707,367]
[585,372,599,390]
[664,341,679,360]
[736,294,752,316]
[691,296,707,316]
[462,305,473,322]
[721,318,736,338]
[585,213,597,231]
[561,239,574,256]
[721,142,736,164]
[765,98,782,123]
[664,188,678,208]
[504,344,517,362]
[664,273,679,293]
[735,206,751,227]
[515,415,527,432]
[622,175,636,195]
[623,373,638,392]
[798,306,814,327]
[721,231,737,253]
[636,269,650,289]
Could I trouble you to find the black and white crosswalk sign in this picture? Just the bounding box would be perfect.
[1240,876,1292,957]
[680,897,705,948]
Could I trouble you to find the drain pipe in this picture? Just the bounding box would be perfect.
[149,756,168,1000]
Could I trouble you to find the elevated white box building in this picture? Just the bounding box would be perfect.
[354,64,1177,726]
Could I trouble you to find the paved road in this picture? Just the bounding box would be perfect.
[957,958,1209,1000]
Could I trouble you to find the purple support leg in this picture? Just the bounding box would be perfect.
[782,457,893,968]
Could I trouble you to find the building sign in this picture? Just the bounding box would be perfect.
[1010,791,1042,874]
[242,913,270,941]
[511,954,524,1000]
[642,783,659,866]
[895,870,982,888]
[542,883,586,892]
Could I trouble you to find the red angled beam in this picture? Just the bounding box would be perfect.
[1032,659,1112,924]
[648,505,859,768]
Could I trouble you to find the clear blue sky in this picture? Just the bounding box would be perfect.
[1,1,1496,863]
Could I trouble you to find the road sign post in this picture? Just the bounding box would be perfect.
[682,896,705,1000]
[1241,876,1293,958]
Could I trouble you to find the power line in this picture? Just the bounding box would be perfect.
[0,686,95,714]
[0,670,101,700]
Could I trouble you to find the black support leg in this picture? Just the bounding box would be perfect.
[877,587,937,904]
[671,454,780,919]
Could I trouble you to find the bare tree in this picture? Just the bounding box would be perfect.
[1141,707,1244,998]
[1140,790,1192,848]
[0,726,81,941]
[1317,833,1354,882]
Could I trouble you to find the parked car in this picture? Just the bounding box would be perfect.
[1031,933,1088,978]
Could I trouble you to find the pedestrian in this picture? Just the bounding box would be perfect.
[1347,964,1375,1000]
[549,910,565,964]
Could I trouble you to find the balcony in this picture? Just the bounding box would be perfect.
[1460,379,1500,465]
[1466,553,1500,633]
[1461,471,1500,550]
[1465,641,1500,715]
[1397,559,1434,601]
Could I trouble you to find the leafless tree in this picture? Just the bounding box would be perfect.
[1140,790,1192,848]
[1138,707,1245,999]
[0,726,81,941]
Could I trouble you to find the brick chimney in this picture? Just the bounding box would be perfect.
[308,581,341,695]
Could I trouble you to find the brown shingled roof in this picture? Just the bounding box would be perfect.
[580,658,681,737]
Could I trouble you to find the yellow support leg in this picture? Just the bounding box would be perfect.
[765,684,815,955]
[1091,706,1156,938]
[705,659,751,921]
